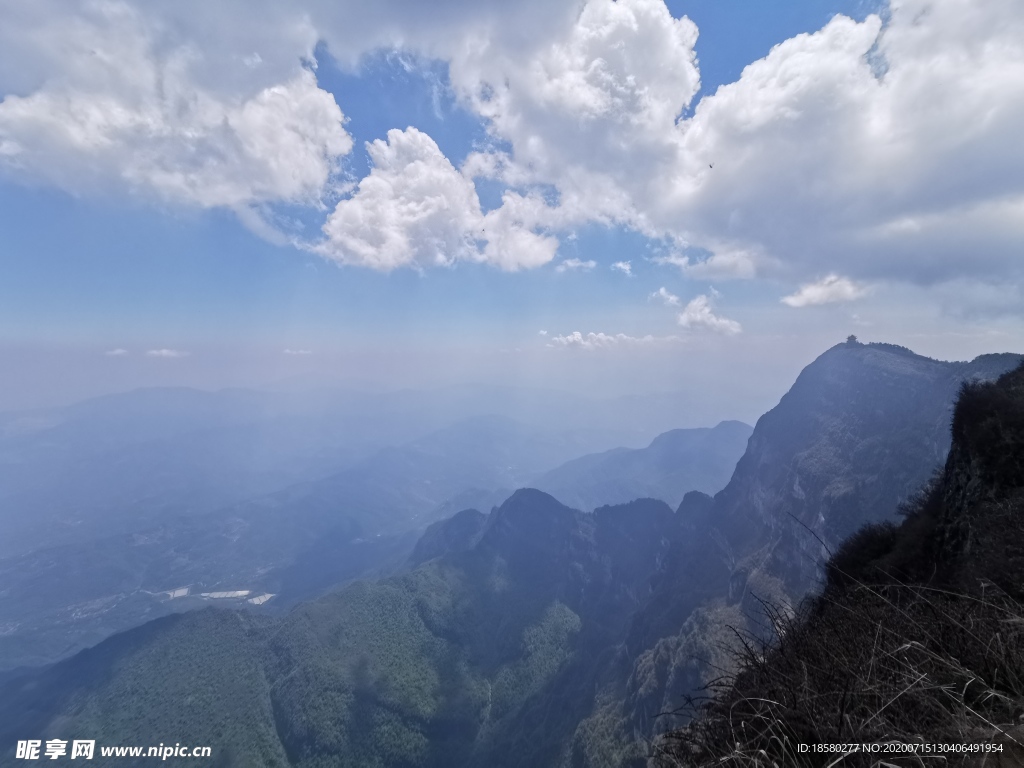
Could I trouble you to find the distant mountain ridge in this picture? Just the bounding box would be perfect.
[533,420,752,511]
[0,413,624,671]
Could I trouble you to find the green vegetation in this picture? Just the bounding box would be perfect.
[1,492,678,767]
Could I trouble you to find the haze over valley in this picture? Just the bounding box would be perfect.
[3,0,1024,765]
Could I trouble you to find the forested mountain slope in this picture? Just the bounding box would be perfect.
[0,414,607,671]
[0,492,683,767]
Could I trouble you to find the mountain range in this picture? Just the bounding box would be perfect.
[532,420,752,511]
[0,403,748,672]
[1,340,1020,767]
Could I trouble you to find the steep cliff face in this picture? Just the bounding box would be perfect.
[654,361,1024,767]
[624,343,1021,657]
[936,364,1024,594]
[575,344,1022,765]
[707,342,1021,594]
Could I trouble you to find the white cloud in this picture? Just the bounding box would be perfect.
[479,191,561,270]
[450,0,700,234]
[660,2,1024,287]
[4,0,1024,290]
[146,348,189,358]
[677,294,741,335]
[650,287,680,306]
[655,249,761,280]
[283,348,313,355]
[555,257,596,273]
[104,348,129,356]
[442,0,1024,289]
[611,260,632,276]
[538,330,548,336]
[318,127,556,271]
[547,330,675,350]
[0,2,351,229]
[781,274,868,307]
[319,127,480,270]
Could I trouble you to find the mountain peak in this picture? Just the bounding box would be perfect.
[408,508,486,566]
[496,487,572,515]
[710,341,1022,592]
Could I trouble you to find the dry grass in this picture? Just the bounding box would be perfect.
[652,365,1024,767]
[651,580,1024,767]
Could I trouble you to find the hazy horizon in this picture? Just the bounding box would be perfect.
[2,331,1018,424]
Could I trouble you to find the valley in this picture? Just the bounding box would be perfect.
[0,388,751,672]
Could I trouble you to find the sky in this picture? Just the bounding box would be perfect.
[1,0,1022,419]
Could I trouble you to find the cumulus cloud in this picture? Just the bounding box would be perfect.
[0,2,351,230]
[104,348,129,356]
[661,1,1024,286]
[781,274,868,307]
[319,127,480,270]
[611,261,632,276]
[677,294,741,335]
[450,0,700,234]
[145,348,189,358]
[440,0,1024,289]
[4,0,1024,290]
[318,127,556,270]
[650,286,680,306]
[555,257,596,273]
[547,331,675,350]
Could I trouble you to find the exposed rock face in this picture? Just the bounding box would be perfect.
[706,343,1022,595]
[936,364,1024,593]
[652,361,1024,767]
[575,344,1023,763]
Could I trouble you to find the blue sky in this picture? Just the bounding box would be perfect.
[0,0,1021,416]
